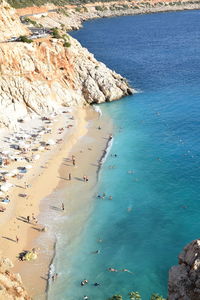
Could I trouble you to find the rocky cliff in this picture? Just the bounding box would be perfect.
[0,2,133,129]
[168,239,200,300]
[0,256,30,300]
[0,0,29,41]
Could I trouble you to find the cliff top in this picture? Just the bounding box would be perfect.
[7,0,200,9]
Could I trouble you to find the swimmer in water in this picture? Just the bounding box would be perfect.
[108,268,118,272]
[94,282,100,286]
[91,250,100,254]
[121,268,133,274]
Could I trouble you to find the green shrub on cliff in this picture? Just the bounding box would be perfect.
[63,41,71,47]
[51,27,62,39]
[18,35,33,43]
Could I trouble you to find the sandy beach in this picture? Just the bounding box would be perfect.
[0,105,113,299]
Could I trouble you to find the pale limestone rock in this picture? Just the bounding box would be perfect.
[0,256,30,299]
[0,33,133,128]
[0,0,29,42]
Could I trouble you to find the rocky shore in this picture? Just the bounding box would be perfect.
[18,0,200,31]
[169,239,200,300]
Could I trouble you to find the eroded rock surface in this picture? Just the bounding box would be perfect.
[0,0,29,41]
[168,239,200,300]
[0,2,133,129]
[0,35,133,129]
[0,256,30,300]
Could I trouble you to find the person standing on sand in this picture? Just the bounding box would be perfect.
[68,173,71,180]
[72,158,76,166]
[16,236,19,243]
[27,216,30,223]
[62,203,65,211]
[83,175,86,182]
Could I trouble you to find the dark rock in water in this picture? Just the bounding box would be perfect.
[168,239,200,300]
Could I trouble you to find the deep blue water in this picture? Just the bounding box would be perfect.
[49,11,200,300]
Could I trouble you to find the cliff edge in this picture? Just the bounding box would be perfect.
[168,239,200,300]
[0,0,29,41]
[0,2,133,129]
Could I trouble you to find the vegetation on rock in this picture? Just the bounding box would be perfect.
[18,35,33,43]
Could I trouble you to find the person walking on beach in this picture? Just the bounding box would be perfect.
[72,158,76,166]
[32,213,38,223]
[62,203,65,211]
[16,236,19,243]
[83,175,86,182]
[27,216,30,223]
[68,173,71,181]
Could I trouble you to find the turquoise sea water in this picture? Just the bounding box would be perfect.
[49,11,200,300]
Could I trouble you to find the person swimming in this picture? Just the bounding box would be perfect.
[108,267,118,272]
[94,282,100,286]
[81,279,88,286]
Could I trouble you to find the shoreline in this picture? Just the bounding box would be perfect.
[3,104,114,299]
[15,1,200,33]
[45,106,114,300]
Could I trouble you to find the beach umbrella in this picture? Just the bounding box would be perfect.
[26,165,32,169]
[33,154,40,160]
[47,139,55,145]
[2,150,10,155]
[0,182,13,192]
[38,146,44,151]
[19,142,30,149]
[9,169,18,177]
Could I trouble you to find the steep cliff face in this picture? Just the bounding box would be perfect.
[0,0,29,41]
[0,256,30,300]
[168,239,200,300]
[0,35,133,128]
[0,1,133,129]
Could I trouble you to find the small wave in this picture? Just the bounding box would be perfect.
[47,237,57,297]
[97,135,113,179]
[93,105,102,117]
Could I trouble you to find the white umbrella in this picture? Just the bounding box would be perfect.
[2,150,10,155]
[38,146,44,151]
[26,165,32,169]
[19,142,30,149]
[33,154,40,160]
[0,182,13,192]
[47,139,55,145]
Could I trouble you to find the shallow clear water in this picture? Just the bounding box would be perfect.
[49,11,200,300]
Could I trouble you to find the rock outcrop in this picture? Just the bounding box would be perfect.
[0,35,133,128]
[168,239,200,300]
[0,2,133,129]
[0,256,30,300]
[0,0,29,42]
